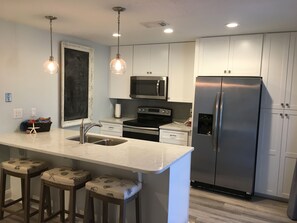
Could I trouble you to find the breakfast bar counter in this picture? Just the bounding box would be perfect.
[0,128,193,223]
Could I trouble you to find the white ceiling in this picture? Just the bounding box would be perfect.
[1,0,297,46]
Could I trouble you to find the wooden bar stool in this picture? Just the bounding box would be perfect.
[38,167,91,223]
[84,175,142,223]
[0,158,49,223]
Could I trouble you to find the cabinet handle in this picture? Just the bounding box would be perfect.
[170,134,177,137]
[285,114,289,118]
[224,70,227,74]
[286,103,290,108]
[281,103,285,108]
[108,127,114,129]
[280,113,284,118]
[228,70,231,74]
[147,72,149,74]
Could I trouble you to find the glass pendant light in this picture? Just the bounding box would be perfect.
[110,7,126,75]
[44,16,59,75]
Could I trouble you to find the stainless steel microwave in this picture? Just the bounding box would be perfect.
[130,76,168,100]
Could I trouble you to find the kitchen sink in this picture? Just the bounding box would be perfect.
[93,138,126,146]
[67,135,127,146]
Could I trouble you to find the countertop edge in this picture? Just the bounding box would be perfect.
[0,129,193,174]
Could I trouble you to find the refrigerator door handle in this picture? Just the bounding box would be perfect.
[213,92,220,151]
[218,92,224,152]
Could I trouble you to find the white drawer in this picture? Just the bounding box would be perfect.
[100,122,122,134]
[160,130,188,146]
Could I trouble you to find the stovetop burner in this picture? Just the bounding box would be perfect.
[123,107,173,128]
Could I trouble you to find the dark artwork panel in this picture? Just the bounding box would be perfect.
[64,48,89,121]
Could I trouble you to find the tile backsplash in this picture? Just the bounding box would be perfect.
[116,99,192,121]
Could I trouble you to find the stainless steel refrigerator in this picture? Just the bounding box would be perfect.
[191,76,262,197]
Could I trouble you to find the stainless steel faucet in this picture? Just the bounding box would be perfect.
[80,119,102,144]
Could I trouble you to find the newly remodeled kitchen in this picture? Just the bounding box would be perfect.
[0,1,297,223]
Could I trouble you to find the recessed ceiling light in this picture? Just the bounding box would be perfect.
[226,22,239,28]
[112,33,121,37]
[164,28,173,34]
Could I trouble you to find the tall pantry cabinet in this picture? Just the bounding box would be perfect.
[255,32,297,199]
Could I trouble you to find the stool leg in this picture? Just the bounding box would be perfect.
[21,178,25,209]
[59,189,65,222]
[135,194,141,223]
[103,201,108,223]
[119,201,126,223]
[0,168,6,220]
[24,175,30,223]
[69,187,76,223]
[44,185,52,217]
[38,180,46,223]
[84,190,94,223]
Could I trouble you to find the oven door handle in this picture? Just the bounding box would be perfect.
[123,125,159,131]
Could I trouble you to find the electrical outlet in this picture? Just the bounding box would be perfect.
[13,108,23,119]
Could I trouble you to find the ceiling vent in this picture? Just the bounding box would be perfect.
[141,21,169,28]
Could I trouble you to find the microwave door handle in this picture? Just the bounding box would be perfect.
[156,80,160,96]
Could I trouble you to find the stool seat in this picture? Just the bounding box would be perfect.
[39,167,91,223]
[1,158,47,174]
[86,175,142,200]
[0,158,49,223]
[41,167,90,186]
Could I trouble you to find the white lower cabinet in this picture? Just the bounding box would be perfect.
[100,122,123,137]
[255,109,297,198]
[160,129,188,146]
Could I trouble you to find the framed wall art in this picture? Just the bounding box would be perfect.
[61,42,94,127]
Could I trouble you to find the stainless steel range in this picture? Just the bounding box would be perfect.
[123,107,173,142]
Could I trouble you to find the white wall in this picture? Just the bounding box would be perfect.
[0,19,112,133]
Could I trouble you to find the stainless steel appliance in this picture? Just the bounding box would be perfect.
[123,107,172,141]
[191,76,262,198]
[130,76,168,100]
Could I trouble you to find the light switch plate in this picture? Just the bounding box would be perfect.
[5,93,12,102]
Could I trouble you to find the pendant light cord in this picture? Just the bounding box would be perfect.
[50,18,53,58]
[117,10,120,56]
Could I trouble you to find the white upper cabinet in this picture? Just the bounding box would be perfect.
[286,32,297,110]
[198,36,229,75]
[261,33,290,109]
[109,46,133,99]
[261,32,297,111]
[133,44,169,76]
[197,34,263,76]
[168,42,195,103]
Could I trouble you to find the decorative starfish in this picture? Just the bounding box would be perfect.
[27,122,40,134]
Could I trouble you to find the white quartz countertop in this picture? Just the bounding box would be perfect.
[160,122,192,132]
[100,117,134,124]
[0,129,193,174]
